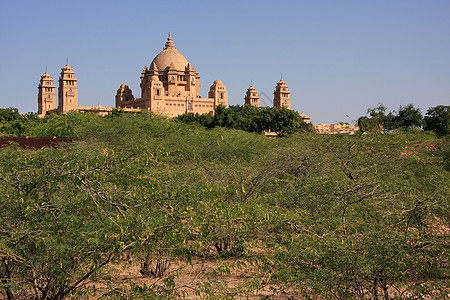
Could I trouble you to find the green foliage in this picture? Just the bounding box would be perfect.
[424,105,450,136]
[0,111,448,298]
[393,104,423,130]
[0,107,26,137]
[108,107,125,118]
[25,111,99,137]
[177,104,307,136]
[358,103,424,132]
[357,104,393,133]
[0,107,22,123]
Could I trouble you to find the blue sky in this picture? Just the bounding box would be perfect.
[0,0,449,124]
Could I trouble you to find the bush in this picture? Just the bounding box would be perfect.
[177,104,306,135]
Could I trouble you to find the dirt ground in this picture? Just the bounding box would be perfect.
[0,137,74,150]
[82,256,301,299]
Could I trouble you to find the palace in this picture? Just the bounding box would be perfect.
[115,33,228,117]
[37,33,312,123]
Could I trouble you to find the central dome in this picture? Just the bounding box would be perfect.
[151,33,190,71]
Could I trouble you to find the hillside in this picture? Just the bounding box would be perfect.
[0,113,448,299]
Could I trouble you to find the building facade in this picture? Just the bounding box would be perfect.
[38,64,138,117]
[37,72,57,115]
[58,64,78,113]
[273,78,291,109]
[37,34,312,123]
[38,64,79,116]
[115,33,228,117]
[244,85,260,107]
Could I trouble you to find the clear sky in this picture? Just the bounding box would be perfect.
[1,0,449,124]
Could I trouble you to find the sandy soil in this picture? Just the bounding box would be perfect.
[81,256,301,299]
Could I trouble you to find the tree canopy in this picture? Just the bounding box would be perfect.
[424,105,450,137]
[358,103,430,133]
[177,104,308,136]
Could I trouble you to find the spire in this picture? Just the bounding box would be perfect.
[164,32,175,49]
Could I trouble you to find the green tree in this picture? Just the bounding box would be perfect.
[424,105,450,136]
[393,104,423,130]
[0,107,26,136]
[0,108,21,122]
[269,107,304,136]
[177,105,305,136]
[357,104,393,133]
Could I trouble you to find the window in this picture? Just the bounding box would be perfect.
[171,76,174,81]
[220,92,223,99]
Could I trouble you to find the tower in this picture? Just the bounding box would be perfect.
[37,71,56,116]
[244,85,260,107]
[273,77,291,109]
[115,84,134,107]
[58,64,78,113]
[208,80,228,107]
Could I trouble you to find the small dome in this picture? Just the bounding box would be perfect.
[62,64,73,70]
[213,79,223,85]
[41,72,52,78]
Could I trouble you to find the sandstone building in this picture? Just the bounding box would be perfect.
[273,78,291,109]
[244,78,292,110]
[115,33,228,117]
[244,85,260,107]
[312,123,359,134]
[38,65,79,116]
[243,80,311,124]
[38,64,137,117]
[37,72,57,115]
[37,33,313,124]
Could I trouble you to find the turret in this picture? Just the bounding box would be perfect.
[208,80,228,107]
[273,77,291,109]
[244,84,260,107]
[58,64,78,113]
[116,84,134,107]
[38,71,56,116]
